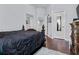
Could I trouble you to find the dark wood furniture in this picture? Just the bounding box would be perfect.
[70,21,79,54]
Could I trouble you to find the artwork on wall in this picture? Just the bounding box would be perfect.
[47,14,52,23]
[22,25,25,30]
[26,13,33,24]
[26,13,33,29]
[26,17,30,24]
[57,16,61,31]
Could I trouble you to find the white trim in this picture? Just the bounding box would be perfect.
[45,34,53,39]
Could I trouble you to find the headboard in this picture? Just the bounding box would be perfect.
[26,28,36,31]
[26,25,45,32]
[0,30,21,38]
[0,25,45,38]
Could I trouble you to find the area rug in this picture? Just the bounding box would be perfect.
[34,47,67,55]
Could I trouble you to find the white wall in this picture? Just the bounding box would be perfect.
[45,5,53,37]
[0,4,26,31]
[46,4,78,43]
[35,7,46,31]
[0,4,78,43]
[0,4,46,32]
[24,5,36,30]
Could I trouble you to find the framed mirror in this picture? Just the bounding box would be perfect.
[57,16,61,31]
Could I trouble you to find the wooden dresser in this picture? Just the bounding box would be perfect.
[70,21,79,54]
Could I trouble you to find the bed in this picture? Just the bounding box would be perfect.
[0,26,45,55]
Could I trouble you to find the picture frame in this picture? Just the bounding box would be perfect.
[26,17,30,24]
[26,13,33,24]
[47,14,52,23]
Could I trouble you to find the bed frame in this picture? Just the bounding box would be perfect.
[0,25,45,55]
[0,25,45,37]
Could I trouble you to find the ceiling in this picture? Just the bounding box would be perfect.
[31,4,50,8]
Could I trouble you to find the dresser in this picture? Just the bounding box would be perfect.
[70,21,79,54]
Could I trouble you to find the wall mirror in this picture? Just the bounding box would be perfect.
[57,16,61,31]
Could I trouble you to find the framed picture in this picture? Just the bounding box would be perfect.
[26,13,33,24]
[47,14,52,23]
[26,17,30,24]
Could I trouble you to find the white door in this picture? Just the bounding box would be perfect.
[53,11,65,39]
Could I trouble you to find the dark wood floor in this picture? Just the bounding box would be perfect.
[45,35,70,54]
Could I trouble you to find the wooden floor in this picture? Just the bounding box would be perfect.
[45,36,70,54]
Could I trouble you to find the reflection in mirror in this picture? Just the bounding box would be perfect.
[57,16,61,31]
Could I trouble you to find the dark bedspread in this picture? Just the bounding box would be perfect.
[0,31,45,55]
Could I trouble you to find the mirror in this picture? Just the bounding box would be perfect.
[57,16,61,31]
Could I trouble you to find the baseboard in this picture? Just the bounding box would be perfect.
[45,34,53,39]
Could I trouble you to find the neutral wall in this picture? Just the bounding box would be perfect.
[24,5,36,30]
[46,4,78,43]
[36,7,46,31]
[0,4,35,31]
[0,4,78,43]
[0,4,26,31]
[0,4,46,32]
